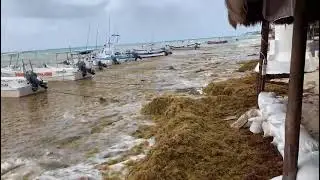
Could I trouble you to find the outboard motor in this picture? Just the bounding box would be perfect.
[87,68,95,75]
[97,60,104,70]
[25,70,48,91]
[111,56,120,65]
[195,43,200,50]
[77,61,95,77]
[77,61,87,77]
[132,52,142,61]
[62,60,71,65]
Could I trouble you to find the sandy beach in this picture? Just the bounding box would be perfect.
[1,39,318,179]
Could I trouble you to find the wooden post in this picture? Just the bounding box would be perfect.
[282,0,308,179]
[256,20,270,107]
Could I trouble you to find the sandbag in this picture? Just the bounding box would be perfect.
[296,151,319,180]
[249,121,263,134]
[230,109,261,129]
[262,103,287,118]
[271,152,319,180]
[270,175,282,180]
[248,116,264,123]
[279,124,319,153]
[262,121,272,137]
[258,92,277,109]
[267,113,286,126]
[271,136,282,147]
[269,123,282,140]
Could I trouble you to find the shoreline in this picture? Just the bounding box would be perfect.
[2,40,317,179]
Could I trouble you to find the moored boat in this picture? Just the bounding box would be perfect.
[1,65,94,81]
[168,43,200,50]
[1,77,47,97]
[1,64,48,98]
[207,40,228,44]
[132,48,171,58]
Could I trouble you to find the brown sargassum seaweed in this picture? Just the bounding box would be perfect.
[127,74,288,180]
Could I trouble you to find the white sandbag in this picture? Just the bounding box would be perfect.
[262,103,287,118]
[248,116,264,123]
[275,95,288,104]
[269,123,282,141]
[267,113,286,126]
[296,151,319,180]
[230,109,261,129]
[262,121,282,139]
[279,124,319,153]
[271,152,319,180]
[271,136,282,147]
[262,121,272,137]
[258,92,277,109]
[297,151,318,167]
[258,92,286,108]
[270,175,282,180]
[275,138,285,158]
[249,121,263,134]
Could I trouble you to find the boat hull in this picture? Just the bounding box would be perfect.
[1,77,47,98]
[169,46,199,50]
[1,68,93,81]
[207,40,228,44]
[135,50,167,58]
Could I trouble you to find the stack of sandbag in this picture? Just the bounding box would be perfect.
[232,92,319,180]
[257,92,319,180]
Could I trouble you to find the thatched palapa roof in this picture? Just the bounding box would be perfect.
[225,0,319,29]
[226,0,264,28]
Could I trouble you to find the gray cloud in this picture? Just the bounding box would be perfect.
[1,0,109,19]
[1,0,260,52]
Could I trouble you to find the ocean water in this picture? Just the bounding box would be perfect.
[1,34,261,179]
[0,34,260,67]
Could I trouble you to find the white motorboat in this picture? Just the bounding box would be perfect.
[1,65,94,81]
[1,67,48,98]
[92,34,140,67]
[1,77,47,97]
[132,47,171,58]
[168,43,200,50]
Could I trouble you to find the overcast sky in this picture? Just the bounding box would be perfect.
[1,0,260,52]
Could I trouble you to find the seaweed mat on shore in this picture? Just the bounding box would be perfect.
[127,74,288,180]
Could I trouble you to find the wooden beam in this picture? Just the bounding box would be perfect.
[256,20,270,107]
[282,0,308,179]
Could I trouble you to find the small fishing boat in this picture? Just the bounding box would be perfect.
[92,32,142,67]
[1,63,48,98]
[207,40,228,44]
[132,47,171,58]
[93,48,137,66]
[168,43,200,50]
[2,63,95,81]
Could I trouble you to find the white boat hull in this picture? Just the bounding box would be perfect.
[1,77,47,98]
[138,52,166,58]
[1,68,93,81]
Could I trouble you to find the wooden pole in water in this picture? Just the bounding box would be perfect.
[282,0,308,179]
[256,20,270,107]
[56,53,58,67]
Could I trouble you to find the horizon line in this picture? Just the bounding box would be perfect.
[1,31,260,54]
